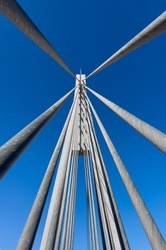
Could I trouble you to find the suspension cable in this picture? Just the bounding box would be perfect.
[40,94,78,250]
[88,96,166,250]
[0,87,75,180]
[86,11,166,79]
[86,86,166,154]
[0,0,75,77]
[16,97,76,250]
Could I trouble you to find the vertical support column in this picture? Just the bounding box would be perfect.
[73,74,89,155]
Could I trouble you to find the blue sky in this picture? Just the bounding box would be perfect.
[0,0,166,249]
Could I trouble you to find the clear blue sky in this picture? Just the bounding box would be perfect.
[0,0,166,249]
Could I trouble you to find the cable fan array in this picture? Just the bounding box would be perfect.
[0,1,166,249]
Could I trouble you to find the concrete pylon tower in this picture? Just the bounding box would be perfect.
[73,73,90,155]
[0,2,166,248]
[35,73,131,250]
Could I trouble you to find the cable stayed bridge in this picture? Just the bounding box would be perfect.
[0,1,166,249]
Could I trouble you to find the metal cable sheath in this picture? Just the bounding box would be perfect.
[40,95,78,250]
[85,156,95,250]
[88,97,166,250]
[60,120,78,250]
[59,130,76,250]
[83,101,100,250]
[86,86,166,154]
[69,155,78,250]
[60,158,74,250]
[80,85,100,250]
[86,95,130,250]
[86,106,122,250]
[65,155,78,250]
[90,135,111,250]
[87,11,166,78]
[86,113,111,250]
[0,0,75,77]
[16,100,75,250]
[82,88,109,249]
[67,143,79,250]
[0,87,75,179]
[85,155,100,250]
[84,89,129,249]
[54,150,72,250]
